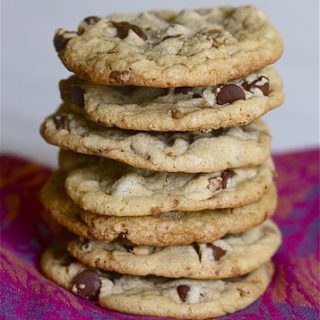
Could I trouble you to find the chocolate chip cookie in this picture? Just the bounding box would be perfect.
[63,150,275,216]
[67,220,281,279]
[54,6,283,87]
[41,245,274,319]
[40,171,277,246]
[40,106,271,173]
[60,67,283,131]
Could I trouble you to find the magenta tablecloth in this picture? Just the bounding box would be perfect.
[1,149,319,320]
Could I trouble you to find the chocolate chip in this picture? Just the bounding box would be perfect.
[221,169,236,189]
[78,16,101,35]
[114,232,136,246]
[216,84,245,105]
[111,21,147,41]
[72,270,101,301]
[70,85,85,107]
[192,243,201,261]
[192,93,202,98]
[53,29,76,52]
[124,245,134,253]
[242,76,269,96]
[53,115,65,129]
[84,16,101,25]
[173,87,193,95]
[207,244,226,261]
[241,81,250,91]
[118,232,128,241]
[177,285,190,302]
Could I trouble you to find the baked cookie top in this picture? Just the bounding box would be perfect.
[63,149,275,216]
[41,246,274,319]
[40,171,277,246]
[54,6,283,87]
[67,219,281,279]
[60,67,284,131]
[40,106,271,173]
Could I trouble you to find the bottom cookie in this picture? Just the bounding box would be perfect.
[67,220,281,280]
[41,246,274,319]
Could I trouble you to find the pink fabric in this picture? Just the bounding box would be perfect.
[1,149,319,320]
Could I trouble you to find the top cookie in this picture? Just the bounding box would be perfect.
[54,6,283,87]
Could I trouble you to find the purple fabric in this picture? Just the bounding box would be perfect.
[1,149,319,320]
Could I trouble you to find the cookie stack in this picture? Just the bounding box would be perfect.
[40,6,284,319]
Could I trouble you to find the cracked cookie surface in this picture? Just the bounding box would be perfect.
[55,6,283,87]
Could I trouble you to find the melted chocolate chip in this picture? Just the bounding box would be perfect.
[242,76,269,96]
[70,85,85,107]
[53,29,76,52]
[53,115,65,129]
[78,16,101,35]
[118,232,128,241]
[111,21,147,41]
[177,285,190,302]
[207,244,226,261]
[216,84,245,105]
[192,243,201,261]
[221,169,236,189]
[113,232,135,245]
[124,245,134,253]
[84,16,101,25]
[73,270,101,301]
[173,87,193,95]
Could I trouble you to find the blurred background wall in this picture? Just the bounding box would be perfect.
[2,0,319,167]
